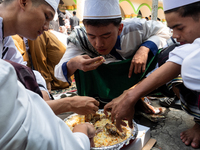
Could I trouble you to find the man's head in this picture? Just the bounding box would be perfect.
[82,0,122,55]
[73,11,76,16]
[163,0,200,44]
[1,0,59,40]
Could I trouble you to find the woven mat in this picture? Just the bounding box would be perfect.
[51,79,77,99]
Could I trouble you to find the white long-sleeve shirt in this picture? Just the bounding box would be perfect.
[0,59,90,150]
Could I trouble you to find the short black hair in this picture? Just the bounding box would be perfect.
[73,11,76,15]
[165,2,200,21]
[83,18,122,27]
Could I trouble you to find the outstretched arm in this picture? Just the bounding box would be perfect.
[46,96,99,115]
[104,61,181,131]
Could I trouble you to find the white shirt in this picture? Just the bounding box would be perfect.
[50,30,68,47]
[0,58,90,150]
[167,38,200,92]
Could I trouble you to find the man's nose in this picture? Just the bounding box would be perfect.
[95,38,104,47]
[172,30,180,39]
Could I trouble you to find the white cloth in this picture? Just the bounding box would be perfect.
[55,18,171,82]
[0,59,90,150]
[182,49,200,92]
[167,38,200,91]
[163,0,200,11]
[45,0,59,12]
[50,30,68,47]
[83,0,121,19]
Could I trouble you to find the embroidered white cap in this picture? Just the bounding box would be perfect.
[83,0,121,19]
[163,0,200,11]
[45,0,60,12]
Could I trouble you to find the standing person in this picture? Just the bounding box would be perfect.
[57,8,65,26]
[69,11,79,31]
[55,0,171,108]
[104,0,200,148]
[0,0,96,149]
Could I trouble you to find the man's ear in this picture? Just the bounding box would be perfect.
[18,0,29,10]
[118,23,123,35]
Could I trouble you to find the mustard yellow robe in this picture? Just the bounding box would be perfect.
[12,31,69,90]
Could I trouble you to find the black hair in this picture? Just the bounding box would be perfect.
[83,18,122,27]
[165,2,200,21]
[73,11,76,15]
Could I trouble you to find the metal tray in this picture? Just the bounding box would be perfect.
[64,109,138,150]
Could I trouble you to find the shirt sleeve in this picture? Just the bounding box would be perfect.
[141,20,171,54]
[167,39,200,65]
[0,59,90,150]
[54,42,83,82]
[182,49,200,92]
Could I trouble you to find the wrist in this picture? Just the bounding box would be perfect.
[125,89,140,106]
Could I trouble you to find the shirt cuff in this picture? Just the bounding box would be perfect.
[140,41,158,55]
[62,62,71,86]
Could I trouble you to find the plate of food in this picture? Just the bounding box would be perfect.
[64,109,138,150]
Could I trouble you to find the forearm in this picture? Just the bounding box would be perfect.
[127,62,181,104]
[46,97,73,115]
[66,59,78,78]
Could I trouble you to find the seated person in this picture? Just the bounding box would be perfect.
[104,0,200,148]
[0,0,95,149]
[55,0,171,108]
[11,34,99,115]
[3,34,50,99]
[12,31,70,93]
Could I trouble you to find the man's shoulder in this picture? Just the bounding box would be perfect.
[75,16,79,20]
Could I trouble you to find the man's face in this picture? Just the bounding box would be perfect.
[18,1,55,40]
[85,23,123,55]
[165,12,200,44]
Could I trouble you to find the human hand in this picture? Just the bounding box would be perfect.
[70,96,99,115]
[73,122,96,147]
[70,55,105,72]
[128,46,150,78]
[104,90,136,131]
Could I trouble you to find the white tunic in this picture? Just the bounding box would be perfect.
[0,16,90,149]
[0,59,90,150]
[167,38,200,92]
[55,18,171,82]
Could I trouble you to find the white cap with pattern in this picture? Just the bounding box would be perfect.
[83,0,121,19]
[163,0,200,11]
[45,0,60,12]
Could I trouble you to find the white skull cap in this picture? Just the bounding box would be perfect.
[45,0,60,12]
[83,0,121,19]
[163,0,200,11]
